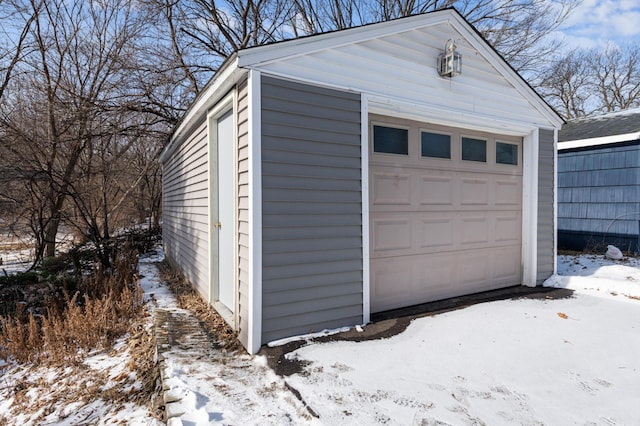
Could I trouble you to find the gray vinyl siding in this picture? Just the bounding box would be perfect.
[237,80,250,347]
[537,128,555,284]
[260,76,363,343]
[162,119,210,299]
[558,144,640,237]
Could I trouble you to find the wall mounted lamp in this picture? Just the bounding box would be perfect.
[437,39,462,78]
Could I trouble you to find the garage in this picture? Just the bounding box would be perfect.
[162,8,562,353]
[370,115,523,313]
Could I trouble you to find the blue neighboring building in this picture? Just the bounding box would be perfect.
[558,108,640,253]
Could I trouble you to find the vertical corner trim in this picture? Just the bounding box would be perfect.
[361,94,371,325]
[248,69,262,354]
[522,128,539,287]
[553,128,558,276]
[206,110,215,306]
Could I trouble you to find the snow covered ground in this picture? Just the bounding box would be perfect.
[549,253,640,299]
[150,251,640,425]
[139,251,316,425]
[1,250,639,425]
[0,247,32,274]
[280,254,640,425]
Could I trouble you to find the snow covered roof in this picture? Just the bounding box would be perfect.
[558,108,640,150]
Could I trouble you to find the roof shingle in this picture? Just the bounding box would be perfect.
[559,108,640,142]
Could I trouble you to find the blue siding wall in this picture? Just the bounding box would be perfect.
[558,143,640,251]
[260,76,363,343]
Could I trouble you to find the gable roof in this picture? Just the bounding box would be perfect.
[163,8,562,159]
[558,108,640,150]
[237,8,562,130]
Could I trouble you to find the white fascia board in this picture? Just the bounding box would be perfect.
[247,69,262,355]
[160,57,243,162]
[237,13,452,67]
[367,94,537,136]
[558,132,640,150]
[447,16,564,131]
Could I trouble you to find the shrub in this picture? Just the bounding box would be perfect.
[0,247,143,365]
[0,272,39,287]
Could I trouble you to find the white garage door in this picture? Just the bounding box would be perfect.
[370,115,523,313]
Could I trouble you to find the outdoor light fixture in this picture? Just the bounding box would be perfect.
[437,39,462,78]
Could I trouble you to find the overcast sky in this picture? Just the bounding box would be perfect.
[557,0,640,48]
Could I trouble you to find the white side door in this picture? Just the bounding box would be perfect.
[213,110,235,312]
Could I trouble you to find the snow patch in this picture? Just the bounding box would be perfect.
[267,326,353,347]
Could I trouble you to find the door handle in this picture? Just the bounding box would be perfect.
[214,221,222,229]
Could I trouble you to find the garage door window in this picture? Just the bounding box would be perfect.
[421,131,451,159]
[462,137,486,162]
[373,125,408,155]
[496,142,518,165]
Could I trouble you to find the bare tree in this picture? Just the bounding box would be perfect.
[538,44,640,119]
[289,0,369,34]
[125,0,205,124]
[538,49,592,120]
[458,0,579,76]
[0,0,42,101]
[589,44,640,113]
[178,0,294,59]
[0,0,166,265]
[284,0,579,77]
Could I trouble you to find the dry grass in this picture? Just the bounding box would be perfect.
[0,244,162,424]
[126,322,160,405]
[0,320,161,425]
[0,247,144,365]
[158,261,242,352]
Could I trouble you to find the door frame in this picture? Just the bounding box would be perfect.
[207,92,238,328]
[362,94,542,322]
[366,112,524,313]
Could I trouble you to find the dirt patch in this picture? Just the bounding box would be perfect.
[371,285,574,322]
[157,261,243,352]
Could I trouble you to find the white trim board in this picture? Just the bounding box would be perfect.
[206,93,237,327]
[247,69,263,355]
[521,129,539,287]
[161,58,244,162]
[361,94,371,326]
[553,129,558,276]
[558,132,640,150]
[237,14,452,67]
[367,94,537,136]
[364,97,541,288]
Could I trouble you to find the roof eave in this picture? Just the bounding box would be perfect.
[445,13,564,130]
[237,11,453,68]
[160,54,244,162]
[238,8,564,130]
